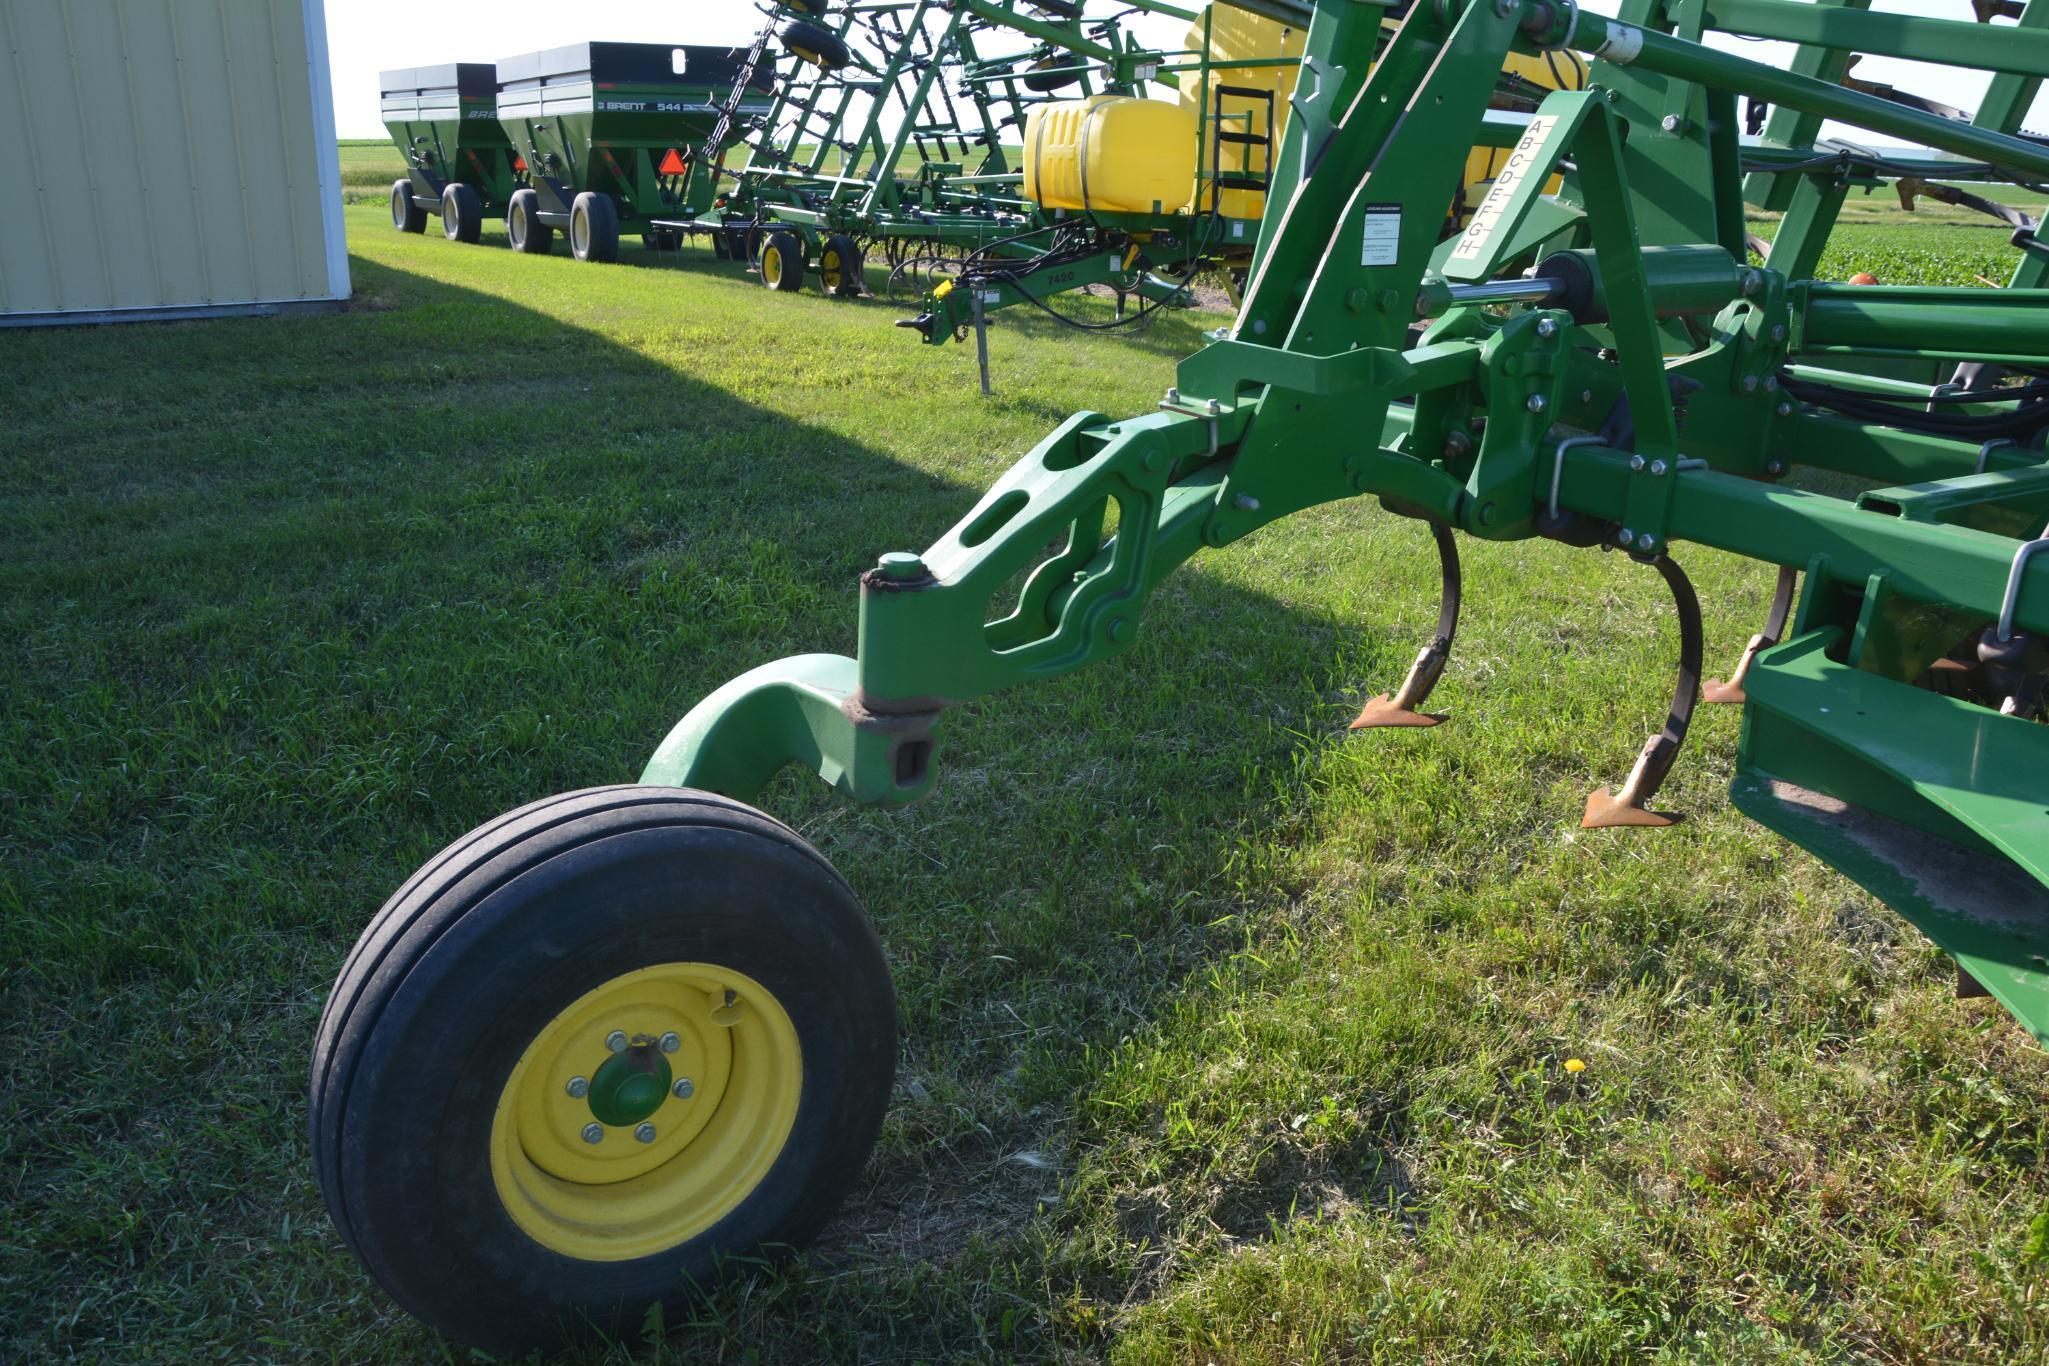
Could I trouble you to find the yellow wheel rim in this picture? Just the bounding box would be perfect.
[763,245,784,288]
[821,248,842,291]
[490,962,802,1262]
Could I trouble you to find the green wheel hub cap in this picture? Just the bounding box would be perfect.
[586,1045,674,1126]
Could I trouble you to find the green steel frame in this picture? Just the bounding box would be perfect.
[648,0,2049,1042]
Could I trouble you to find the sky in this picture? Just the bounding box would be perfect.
[325,0,2040,144]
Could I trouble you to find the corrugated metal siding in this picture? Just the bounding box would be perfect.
[0,0,347,321]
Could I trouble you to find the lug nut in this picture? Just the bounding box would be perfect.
[634,1122,657,1144]
[1535,317,1558,338]
[1629,454,1646,472]
[1618,528,1636,546]
[658,1032,681,1054]
[674,1078,695,1100]
[1649,459,1668,477]
[1526,394,1548,413]
[565,1075,589,1099]
[581,1122,604,1145]
[605,1030,629,1053]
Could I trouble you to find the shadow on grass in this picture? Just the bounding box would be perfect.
[0,246,1415,1360]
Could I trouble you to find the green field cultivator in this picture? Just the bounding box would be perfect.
[317,0,2049,1350]
[673,0,1157,296]
[897,0,1595,380]
[379,64,522,244]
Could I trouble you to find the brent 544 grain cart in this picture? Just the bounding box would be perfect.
[494,42,774,262]
[316,0,2049,1352]
[379,64,521,244]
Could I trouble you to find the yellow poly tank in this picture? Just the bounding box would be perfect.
[1023,95,1199,215]
[1177,5,1305,222]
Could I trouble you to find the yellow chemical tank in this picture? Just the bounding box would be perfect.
[1022,95,1199,216]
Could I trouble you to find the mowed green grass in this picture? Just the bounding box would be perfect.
[5,203,2049,1363]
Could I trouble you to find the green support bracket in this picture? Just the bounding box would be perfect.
[1736,629,2049,1044]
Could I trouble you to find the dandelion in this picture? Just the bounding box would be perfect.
[1564,1058,1587,1074]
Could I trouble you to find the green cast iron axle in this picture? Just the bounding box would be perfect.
[653,0,2049,1040]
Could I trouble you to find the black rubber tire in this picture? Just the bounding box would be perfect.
[570,191,621,263]
[819,232,864,298]
[441,182,483,244]
[782,20,851,71]
[1022,58,1083,93]
[308,785,897,1355]
[506,188,553,254]
[390,179,426,234]
[759,230,806,293]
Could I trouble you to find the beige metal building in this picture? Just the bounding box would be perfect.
[0,0,348,326]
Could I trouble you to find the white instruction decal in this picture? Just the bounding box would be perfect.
[1360,204,1402,266]
[1448,113,1559,264]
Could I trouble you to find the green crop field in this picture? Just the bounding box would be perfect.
[5,199,2049,1362]
[338,137,406,197]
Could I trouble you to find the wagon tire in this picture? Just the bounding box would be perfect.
[307,785,896,1355]
[782,21,852,71]
[1023,58,1083,93]
[570,192,621,263]
[442,182,484,244]
[819,233,864,298]
[391,179,427,234]
[507,188,553,255]
[760,231,806,294]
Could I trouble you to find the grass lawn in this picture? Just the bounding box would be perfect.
[4,201,2049,1362]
